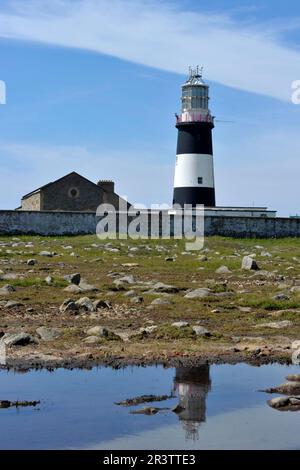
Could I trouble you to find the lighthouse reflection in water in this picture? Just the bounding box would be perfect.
[173,365,211,440]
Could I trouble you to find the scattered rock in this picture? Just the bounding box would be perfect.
[86,326,108,337]
[27,259,37,266]
[273,293,290,301]
[261,382,300,395]
[75,297,94,312]
[285,374,300,382]
[184,288,211,299]
[123,290,136,297]
[39,251,53,257]
[63,284,82,294]
[1,332,37,347]
[83,335,100,344]
[59,299,79,314]
[242,256,259,271]
[215,265,231,274]
[64,273,81,285]
[78,281,98,292]
[130,407,167,415]
[268,396,300,411]
[151,282,179,294]
[45,275,53,285]
[130,296,144,304]
[93,299,112,309]
[36,327,61,341]
[172,321,189,328]
[4,300,23,309]
[255,320,293,329]
[116,394,172,406]
[0,284,16,295]
[151,298,173,305]
[192,325,211,337]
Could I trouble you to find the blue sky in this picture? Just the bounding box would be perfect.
[0,0,300,215]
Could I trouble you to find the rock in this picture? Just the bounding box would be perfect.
[215,265,232,274]
[172,321,189,328]
[291,340,300,350]
[27,259,37,266]
[151,282,179,294]
[268,396,300,411]
[116,394,171,406]
[192,325,211,337]
[59,299,79,313]
[184,288,211,299]
[63,284,82,294]
[83,336,100,344]
[1,332,37,347]
[273,293,290,301]
[242,256,259,271]
[198,255,208,262]
[45,275,53,285]
[121,263,139,268]
[123,290,136,297]
[117,275,135,284]
[130,407,165,415]
[39,251,53,257]
[4,300,23,309]
[86,326,109,337]
[165,257,175,262]
[112,280,126,291]
[290,286,300,294]
[238,306,252,313]
[262,382,300,395]
[151,298,173,305]
[130,296,144,304]
[286,374,300,382]
[93,299,112,309]
[0,284,16,295]
[79,281,98,292]
[64,273,81,285]
[140,325,158,334]
[36,327,61,341]
[255,320,293,329]
[75,297,94,312]
[261,251,272,257]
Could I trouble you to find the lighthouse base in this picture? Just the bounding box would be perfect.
[173,187,216,207]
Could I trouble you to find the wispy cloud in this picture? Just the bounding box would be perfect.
[0,0,299,100]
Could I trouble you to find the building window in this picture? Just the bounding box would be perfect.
[198,177,203,185]
[68,187,80,198]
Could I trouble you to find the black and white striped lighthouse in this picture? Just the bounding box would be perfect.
[173,67,216,207]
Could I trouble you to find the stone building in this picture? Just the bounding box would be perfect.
[17,172,128,212]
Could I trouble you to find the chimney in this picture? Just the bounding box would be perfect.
[97,180,115,193]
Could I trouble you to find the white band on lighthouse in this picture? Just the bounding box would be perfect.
[174,153,215,189]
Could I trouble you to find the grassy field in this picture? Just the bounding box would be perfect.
[0,234,300,365]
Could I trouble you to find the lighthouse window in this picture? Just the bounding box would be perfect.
[198,177,203,185]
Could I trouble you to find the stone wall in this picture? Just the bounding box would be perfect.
[0,210,299,238]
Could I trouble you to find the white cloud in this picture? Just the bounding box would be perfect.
[0,0,299,100]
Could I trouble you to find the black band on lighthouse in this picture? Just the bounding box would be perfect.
[176,122,213,155]
[173,187,216,207]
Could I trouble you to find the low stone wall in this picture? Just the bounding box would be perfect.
[0,210,299,238]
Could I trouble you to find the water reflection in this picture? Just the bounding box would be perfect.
[173,365,211,440]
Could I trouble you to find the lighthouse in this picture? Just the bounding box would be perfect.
[173,67,216,207]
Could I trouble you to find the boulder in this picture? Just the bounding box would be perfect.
[1,332,37,347]
[130,296,144,304]
[151,282,179,294]
[63,284,82,294]
[27,259,37,266]
[172,321,189,328]
[86,326,108,337]
[242,256,259,271]
[192,325,211,337]
[83,336,100,344]
[64,273,81,285]
[4,300,23,309]
[255,320,293,329]
[36,327,61,341]
[184,288,211,299]
[45,275,53,285]
[0,284,16,295]
[151,298,173,305]
[93,299,112,309]
[59,299,79,313]
[215,265,232,274]
[39,251,53,257]
[75,297,94,312]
